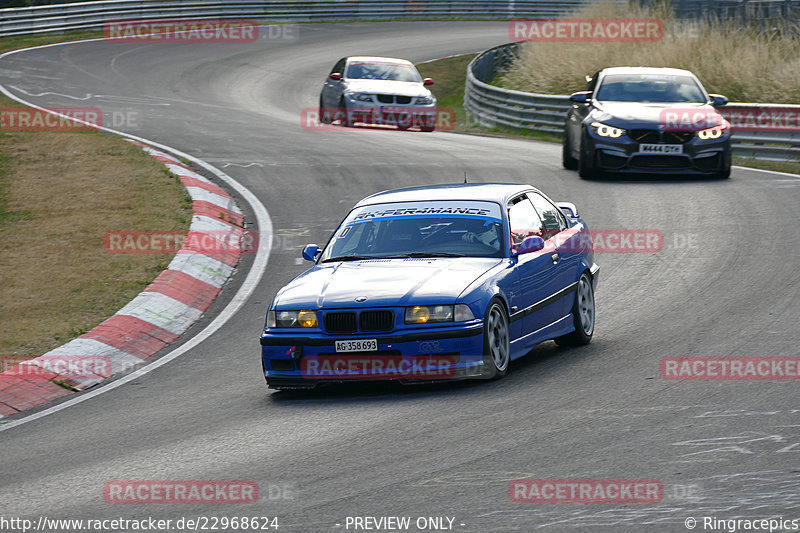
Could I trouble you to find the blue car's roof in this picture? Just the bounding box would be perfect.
[356,183,537,207]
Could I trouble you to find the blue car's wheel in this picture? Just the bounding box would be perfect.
[555,272,595,346]
[483,300,510,379]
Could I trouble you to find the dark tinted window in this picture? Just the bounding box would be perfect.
[596,73,705,103]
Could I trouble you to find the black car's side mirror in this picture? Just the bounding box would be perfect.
[709,94,728,107]
[569,91,591,103]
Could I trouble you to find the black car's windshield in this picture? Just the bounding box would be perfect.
[595,74,706,103]
[345,62,421,82]
[320,201,506,262]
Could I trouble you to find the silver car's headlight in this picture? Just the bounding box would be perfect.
[415,96,435,105]
[348,93,373,102]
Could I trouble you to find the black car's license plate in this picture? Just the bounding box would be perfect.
[639,144,683,154]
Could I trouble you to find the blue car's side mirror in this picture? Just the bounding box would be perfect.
[515,236,545,256]
[302,244,320,262]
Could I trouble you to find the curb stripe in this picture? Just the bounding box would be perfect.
[144,269,220,311]
[82,315,179,359]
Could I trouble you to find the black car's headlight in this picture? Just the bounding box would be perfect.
[591,122,625,138]
[405,304,474,324]
[267,310,318,328]
[697,124,727,140]
[415,96,435,105]
[348,92,373,102]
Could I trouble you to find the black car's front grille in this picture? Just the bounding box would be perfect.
[629,129,661,143]
[598,151,627,169]
[629,129,695,144]
[324,312,357,333]
[359,310,394,332]
[630,155,691,169]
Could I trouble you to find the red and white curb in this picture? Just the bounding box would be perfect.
[0,141,244,417]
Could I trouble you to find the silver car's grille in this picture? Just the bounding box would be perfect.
[375,95,413,105]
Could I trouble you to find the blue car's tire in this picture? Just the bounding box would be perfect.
[562,128,578,170]
[578,129,598,179]
[555,272,595,346]
[483,299,510,379]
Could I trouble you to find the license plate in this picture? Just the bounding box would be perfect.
[380,106,405,114]
[639,143,683,154]
[335,339,378,353]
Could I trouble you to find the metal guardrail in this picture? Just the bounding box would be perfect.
[0,0,597,37]
[464,43,800,160]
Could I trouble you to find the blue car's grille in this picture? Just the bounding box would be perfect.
[360,310,394,332]
[324,312,357,333]
[629,129,694,144]
[323,310,394,333]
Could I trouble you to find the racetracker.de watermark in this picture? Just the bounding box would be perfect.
[302,107,455,131]
[104,19,260,42]
[1,355,112,379]
[103,230,257,254]
[103,481,259,504]
[300,355,457,380]
[509,479,664,503]
[0,107,100,131]
[509,18,664,42]
[533,229,663,253]
[661,357,800,380]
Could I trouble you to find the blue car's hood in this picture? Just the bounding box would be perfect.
[275,258,503,309]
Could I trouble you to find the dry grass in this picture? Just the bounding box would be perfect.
[499,1,800,103]
[0,98,192,357]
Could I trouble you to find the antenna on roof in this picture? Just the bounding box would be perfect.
[464,172,468,184]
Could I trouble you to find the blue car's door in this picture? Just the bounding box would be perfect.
[506,195,563,340]
[527,192,581,320]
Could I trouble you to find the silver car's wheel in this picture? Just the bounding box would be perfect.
[483,300,510,379]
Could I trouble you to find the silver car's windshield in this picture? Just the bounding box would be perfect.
[320,201,506,261]
[345,62,421,82]
[596,74,706,103]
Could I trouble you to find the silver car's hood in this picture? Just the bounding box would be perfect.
[345,79,431,98]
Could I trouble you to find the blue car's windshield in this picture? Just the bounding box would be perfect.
[345,62,421,82]
[320,201,506,261]
[596,74,706,103]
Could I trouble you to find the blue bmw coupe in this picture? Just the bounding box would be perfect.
[260,183,599,389]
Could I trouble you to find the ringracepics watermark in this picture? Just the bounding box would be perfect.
[103,230,257,254]
[510,18,664,42]
[509,479,664,503]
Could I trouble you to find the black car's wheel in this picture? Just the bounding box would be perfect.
[555,272,595,346]
[482,299,510,379]
[319,95,332,124]
[562,127,578,170]
[715,164,731,179]
[578,131,598,179]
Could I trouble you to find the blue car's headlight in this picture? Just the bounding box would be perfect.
[348,92,373,102]
[268,310,318,328]
[405,304,474,324]
[697,124,727,140]
[591,122,625,138]
[415,96,435,105]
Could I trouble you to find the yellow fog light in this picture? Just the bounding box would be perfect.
[298,310,318,328]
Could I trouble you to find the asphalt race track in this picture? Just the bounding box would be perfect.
[1,21,799,533]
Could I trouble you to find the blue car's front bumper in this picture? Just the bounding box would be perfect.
[260,321,485,389]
